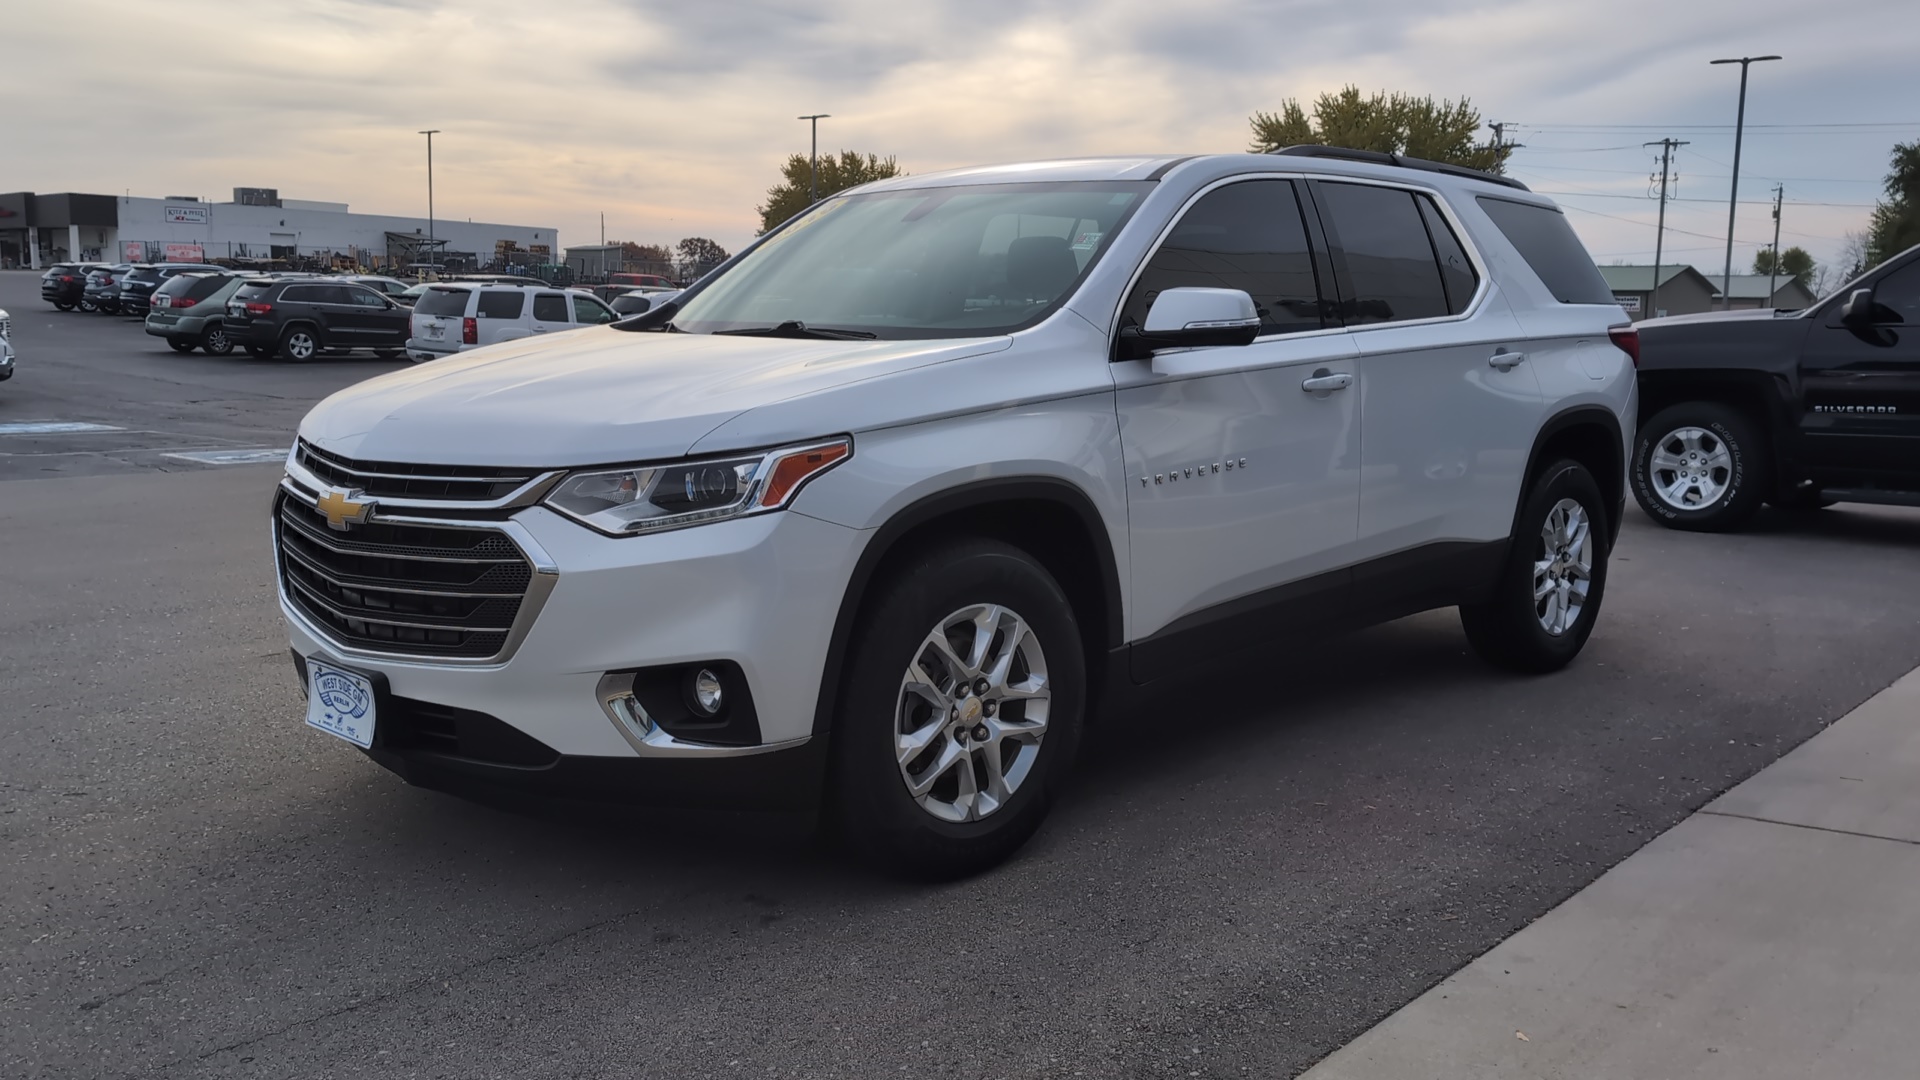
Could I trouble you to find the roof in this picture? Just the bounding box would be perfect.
[1719,274,1817,301]
[1597,265,1716,292]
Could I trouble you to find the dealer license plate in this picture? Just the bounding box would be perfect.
[426,324,444,339]
[306,659,376,748]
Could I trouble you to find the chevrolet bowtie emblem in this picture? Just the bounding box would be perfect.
[316,487,373,531]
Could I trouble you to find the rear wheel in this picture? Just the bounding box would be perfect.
[200,326,235,356]
[78,298,97,313]
[830,538,1085,880]
[1631,402,1767,531]
[54,301,75,312]
[278,325,320,363]
[1461,459,1610,673]
[167,339,195,353]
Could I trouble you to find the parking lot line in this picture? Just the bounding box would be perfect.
[161,448,290,466]
[0,421,125,435]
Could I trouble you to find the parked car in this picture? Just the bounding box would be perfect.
[1632,242,1920,530]
[40,262,108,310]
[117,263,228,317]
[0,306,12,383]
[83,264,136,314]
[144,272,245,354]
[338,275,415,304]
[404,282,615,361]
[608,287,680,316]
[275,149,1636,878]
[223,277,411,361]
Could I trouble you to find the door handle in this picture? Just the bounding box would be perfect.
[1489,349,1527,371]
[1300,369,1353,393]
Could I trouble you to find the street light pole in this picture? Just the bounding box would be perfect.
[797,114,830,203]
[418,129,440,274]
[1709,55,1780,310]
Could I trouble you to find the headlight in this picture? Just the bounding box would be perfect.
[543,438,850,536]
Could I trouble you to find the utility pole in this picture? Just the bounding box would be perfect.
[1645,138,1689,321]
[797,114,830,203]
[1710,55,1781,310]
[1767,184,1784,306]
[418,129,440,275]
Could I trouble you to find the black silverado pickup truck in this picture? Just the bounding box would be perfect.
[1632,243,1920,531]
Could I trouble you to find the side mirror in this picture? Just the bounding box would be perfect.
[1840,288,1876,326]
[1116,287,1261,362]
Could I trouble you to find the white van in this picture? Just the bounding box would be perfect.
[406,283,616,362]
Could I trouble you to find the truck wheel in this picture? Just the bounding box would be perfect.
[1461,459,1610,673]
[278,326,320,363]
[1631,402,1767,532]
[830,538,1085,880]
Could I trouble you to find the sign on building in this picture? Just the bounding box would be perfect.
[123,241,146,261]
[1613,294,1642,313]
[164,205,210,224]
[163,243,205,262]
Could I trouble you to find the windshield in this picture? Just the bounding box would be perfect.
[671,181,1151,339]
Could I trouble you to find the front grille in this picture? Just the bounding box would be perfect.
[276,493,531,659]
[295,440,539,502]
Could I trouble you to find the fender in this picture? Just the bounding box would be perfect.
[1518,404,1627,545]
[809,476,1125,737]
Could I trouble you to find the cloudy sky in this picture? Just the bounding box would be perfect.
[8,0,1917,282]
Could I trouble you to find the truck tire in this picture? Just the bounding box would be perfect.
[1462,459,1610,673]
[1631,402,1768,532]
[829,538,1085,880]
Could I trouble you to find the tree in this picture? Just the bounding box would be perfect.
[1865,140,1920,267]
[1752,245,1815,287]
[757,151,902,234]
[1248,87,1512,173]
[674,237,730,279]
[1836,230,1870,284]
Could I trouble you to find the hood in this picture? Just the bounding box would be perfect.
[300,326,1010,466]
[1637,307,1803,329]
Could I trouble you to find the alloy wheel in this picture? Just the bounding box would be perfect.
[204,328,231,354]
[1648,426,1733,511]
[1534,497,1593,636]
[895,603,1051,823]
[285,331,316,361]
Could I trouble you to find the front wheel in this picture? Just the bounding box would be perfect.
[278,325,319,362]
[830,539,1085,880]
[200,326,235,356]
[1631,402,1767,531]
[1461,459,1610,673]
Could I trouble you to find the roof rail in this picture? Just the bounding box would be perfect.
[1269,145,1529,192]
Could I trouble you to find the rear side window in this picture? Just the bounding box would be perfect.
[161,275,229,302]
[572,294,614,324]
[532,293,569,322]
[1123,179,1324,336]
[1316,182,1450,324]
[414,287,472,317]
[1475,196,1614,304]
[156,276,200,298]
[475,291,525,319]
[1417,197,1478,314]
[281,285,330,303]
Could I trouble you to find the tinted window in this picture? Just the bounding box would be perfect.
[126,267,161,284]
[344,287,388,308]
[1317,183,1449,324]
[159,274,229,302]
[1122,179,1323,335]
[610,294,654,316]
[1475,196,1614,304]
[475,291,525,319]
[532,293,569,322]
[281,285,340,304]
[1871,260,1920,324]
[1418,196,1478,314]
[572,294,614,324]
[233,283,273,302]
[414,287,472,316]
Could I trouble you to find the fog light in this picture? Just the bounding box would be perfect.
[688,668,725,717]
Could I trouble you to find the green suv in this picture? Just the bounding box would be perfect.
[143,272,243,355]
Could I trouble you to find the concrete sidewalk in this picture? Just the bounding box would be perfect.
[1300,666,1920,1080]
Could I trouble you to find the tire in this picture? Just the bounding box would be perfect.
[1461,459,1610,673]
[243,344,271,359]
[1631,402,1767,532]
[54,301,75,312]
[830,538,1086,879]
[278,325,320,363]
[167,339,195,353]
[200,326,235,356]
[78,299,97,313]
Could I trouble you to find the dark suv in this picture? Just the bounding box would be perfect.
[84,264,136,314]
[223,278,412,361]
[41,263,108,310]
[117,264,227,317]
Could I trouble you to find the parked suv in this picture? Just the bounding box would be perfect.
[83,264,135,314]
[40,263,107,310]
[225,278,411,361]
[0,305,12,384]
[144,272,244,354]
[405,282,615,361]
[117,263,227,317]
[1632,242,1920,530]
[277,150,1634,876]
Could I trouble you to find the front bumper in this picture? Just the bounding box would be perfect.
[276,473,867,808]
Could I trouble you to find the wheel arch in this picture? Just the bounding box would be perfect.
[809,477,1125,738]
[1635,369,1793,486]
[1520,405,1627,545]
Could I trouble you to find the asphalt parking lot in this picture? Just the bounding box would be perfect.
[4,267,1920,1080]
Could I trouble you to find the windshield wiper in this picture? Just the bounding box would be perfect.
[711,320,877,340]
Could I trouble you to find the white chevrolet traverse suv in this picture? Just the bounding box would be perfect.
[279,149,1636,877]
